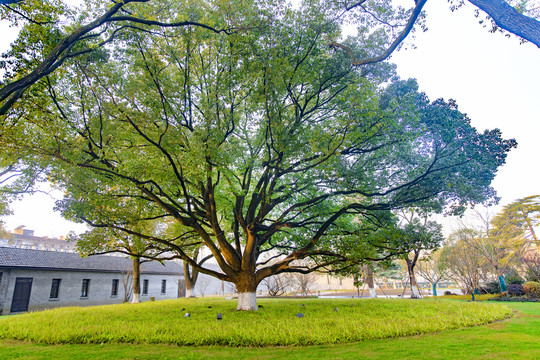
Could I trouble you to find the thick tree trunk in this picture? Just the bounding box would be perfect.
[468,0,540,47]
[235,274,259,311]
[237,292,257,311]
[364,264,377,298]
[132,257,141,304]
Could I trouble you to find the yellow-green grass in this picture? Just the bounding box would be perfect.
[0,297,510,347]
[441,293,498,301]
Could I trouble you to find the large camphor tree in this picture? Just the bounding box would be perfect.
[1,0,515,310]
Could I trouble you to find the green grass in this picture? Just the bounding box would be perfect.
[0,302,539,359]
[0,297,510,347]
[440,294,498,301]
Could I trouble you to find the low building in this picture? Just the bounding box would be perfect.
[0,247,183,315]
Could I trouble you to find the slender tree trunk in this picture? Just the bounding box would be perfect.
[406,258,421,299]
[432,282,437,297]
[132,257,141,303]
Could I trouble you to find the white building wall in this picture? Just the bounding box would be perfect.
[0,268,180,315]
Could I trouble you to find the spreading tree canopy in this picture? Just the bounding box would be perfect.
[0,0,516,310]
[1,0,539,116]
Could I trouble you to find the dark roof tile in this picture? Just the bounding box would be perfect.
[0,247,183,275]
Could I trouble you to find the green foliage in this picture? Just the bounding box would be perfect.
[0,298,511,347]
[483,281,503,294]
[504,268,525,285]
[492,195,540,244]
[440,234,486,292]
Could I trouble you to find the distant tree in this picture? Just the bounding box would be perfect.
[492,195,540,244]
[390,212,445,298]
[70,225,171,303]
[416,249,446,296]
[522,250,540,282]
[441,232,486,295]
[262,273,291,297]
[120,266,133,303]
[459,210,529,292]
[196,277,212,297]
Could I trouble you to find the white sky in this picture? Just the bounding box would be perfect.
[0,1,539,237]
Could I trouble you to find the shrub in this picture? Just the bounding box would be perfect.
[507,284,525,297]
[504,270,525,285]
[483,281,502,294]
[523,281,540,297]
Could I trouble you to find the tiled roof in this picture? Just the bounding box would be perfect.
[0,247,183,275]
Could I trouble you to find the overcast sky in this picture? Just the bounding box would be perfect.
[1,1,539,237]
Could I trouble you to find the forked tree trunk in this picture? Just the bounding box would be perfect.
[183,261,199,298]
[132,257,141,303]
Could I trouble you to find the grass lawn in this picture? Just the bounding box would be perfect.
[0,298,537,359]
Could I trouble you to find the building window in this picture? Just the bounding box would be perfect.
[81,279,90,298]
[50,279,61,299]
[142,279,149,295]
[111,279,119,296]
[161,280,167,294]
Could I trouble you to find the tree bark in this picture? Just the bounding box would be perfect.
[432,282,438,296]
[468,0,540,47]
[132,257,141,303]
[235,273,259,311]
[364,264,378,298]
[406,258,421,299]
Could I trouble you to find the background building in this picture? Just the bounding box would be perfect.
[0,247,183,315]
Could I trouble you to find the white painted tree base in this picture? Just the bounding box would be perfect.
[186,288,195,298]
[368,287,378,298]
[132,293,140,303]
[410,285,421,299]
[237,292,258,311]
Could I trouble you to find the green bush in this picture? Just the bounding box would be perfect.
[483,281,502,294]
[523,281,540,297]
[505,269,525,285]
